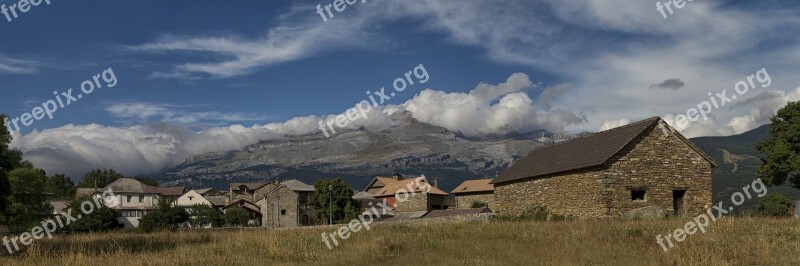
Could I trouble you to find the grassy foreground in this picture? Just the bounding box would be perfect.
[1,217,799,265]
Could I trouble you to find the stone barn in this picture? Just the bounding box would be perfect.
[492,117,716,218]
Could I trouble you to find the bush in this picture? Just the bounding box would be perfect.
[190,204,222,228]
[757,192,794,217]
[223,207,250,227]
[64,197,120,233]
[470,201,487,208]
[139,204,189,232]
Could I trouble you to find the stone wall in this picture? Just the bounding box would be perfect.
[395,193,428,212]
[494,121,713,218]
[454,192,495,210]
[494,170,606,218]
[262,187,300,229]
[602,123,712,217]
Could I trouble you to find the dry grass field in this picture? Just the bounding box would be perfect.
[1,217,799,265]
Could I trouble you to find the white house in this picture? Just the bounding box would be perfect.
[98,178,184,228]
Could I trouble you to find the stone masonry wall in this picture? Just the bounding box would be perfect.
[395,193,428,212]
[603,122,712,217]
[455,193,495,210]
[494,121,713,219]
[494,170,606,218]
[263,187,299,228]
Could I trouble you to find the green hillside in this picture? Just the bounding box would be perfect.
[691,125,800,214]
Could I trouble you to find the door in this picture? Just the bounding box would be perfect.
[673,190,686,216]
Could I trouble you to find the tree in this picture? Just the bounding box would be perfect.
[757,192,794,217]
[134,176,159,187]
[63,196,119,232]
[138,202,189,232]
[190,204,222,228]
[77,169,124,188]
[310,178,362,224]
[223,207,250,227]
[5,168,53,232]
[46,173,76,199]
[0,114,31,216]
[757,101,800,188]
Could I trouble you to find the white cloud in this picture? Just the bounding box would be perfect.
[105,102,266,126]
[0,54,39,74]
[599,118,631,131]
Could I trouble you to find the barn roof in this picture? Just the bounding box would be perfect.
[451,179,494,194]
[493,117,716,184]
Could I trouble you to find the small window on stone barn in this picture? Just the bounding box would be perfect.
[631,190,647,201]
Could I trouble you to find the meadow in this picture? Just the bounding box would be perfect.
[1,217,799,265]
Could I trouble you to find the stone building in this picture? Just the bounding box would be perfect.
[259,180,316,229]
[451,179,495,210]
[492,117,716,218]
[371,176,449,212]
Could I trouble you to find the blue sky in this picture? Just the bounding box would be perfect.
[2,0,800,177]
[0,0,543,131]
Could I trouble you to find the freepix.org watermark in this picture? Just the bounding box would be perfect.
[1,0,52,23]
[656,178,768,252]
[318,64,429,138]
[656,0,695,20]
[2,190,119,254]
[315,0,366,22]
[4,68,118,134]
[673,68,770,129]
[321,176,433,250]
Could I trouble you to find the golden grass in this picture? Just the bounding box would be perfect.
[1,217,799,265]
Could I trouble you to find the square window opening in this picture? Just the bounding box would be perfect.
[631,190,647,201]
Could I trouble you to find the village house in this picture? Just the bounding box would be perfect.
[259,179,316,229]
[174,189,228,210]
[451,179,494,210]
[369,175,449,212]
[97,178,185,228]
[492,117,716,219]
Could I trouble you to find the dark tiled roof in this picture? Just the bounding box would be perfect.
[424,208,493,218]
[156,187,186,196]
[493,117,715,184]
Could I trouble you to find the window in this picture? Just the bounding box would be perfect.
[631,190,647,202]
[281,210,287,215]
[126,196,131,203]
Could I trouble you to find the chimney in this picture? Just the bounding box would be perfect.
[433,176,439,188]
[393,173,403,180]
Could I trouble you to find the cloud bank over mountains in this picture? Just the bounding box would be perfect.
[11,73,584,177]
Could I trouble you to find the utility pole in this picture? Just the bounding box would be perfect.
[328,184,333,225]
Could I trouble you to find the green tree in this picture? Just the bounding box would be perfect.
[757,101,800,188]
[46,173,76,199]
[190,204,221,228]
[63,196,119,232]
[138,202,189,232]
[310,178,362,224]
[134,176,159,187]
[223,207,250,227]
[5,168,53,232]
[77,169,124,188]
[757,192,794,217]
[0,114,31,216]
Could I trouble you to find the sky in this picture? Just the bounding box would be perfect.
[1,0,800,179]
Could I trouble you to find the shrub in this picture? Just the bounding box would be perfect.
[223,207,250,227]
[139,204,189,232]
[64,197,120,233]
[190,204,222,228]
[470,201,487,208]
[757,192,794,217]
